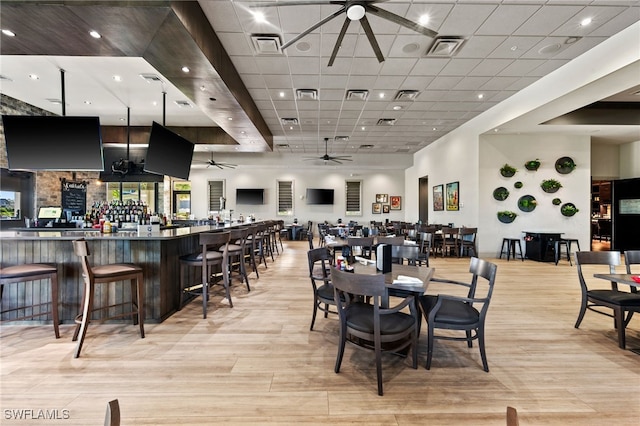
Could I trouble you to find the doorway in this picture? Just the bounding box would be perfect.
[418,176,429,224]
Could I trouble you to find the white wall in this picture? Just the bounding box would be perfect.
[591,142,620,179]
[620,140,640,179]
[187,160,406,227]
[480,134,592,257]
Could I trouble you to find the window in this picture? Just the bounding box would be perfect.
[0,190,21,220]
[105,181,163,214]
[345,180,362,216]
[208,180,225,212]
[277,180,293,216]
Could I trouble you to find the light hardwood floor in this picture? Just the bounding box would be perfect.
[1,240,639,425]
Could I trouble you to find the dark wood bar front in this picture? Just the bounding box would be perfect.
[0,224,245,323]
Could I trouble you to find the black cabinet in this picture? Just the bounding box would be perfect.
[524,232,562,262]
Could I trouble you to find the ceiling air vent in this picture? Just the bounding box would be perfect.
[251,34,283,55]
[281,118,299,125]
[395,90,420,101]
[174,100,192,108]
[359,144,374,149]
[139,73,162,83]
[346,90,369,101]
[426,36,465,57]
[296,89,318,100]
[277,144,290,148]
[334,136,349,142]
[377,118,396,126]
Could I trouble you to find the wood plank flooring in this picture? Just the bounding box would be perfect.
[1,240,639,425]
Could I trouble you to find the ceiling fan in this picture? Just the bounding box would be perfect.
[304,138,353,164]
[205,152,237,169]
[252,0,438,66]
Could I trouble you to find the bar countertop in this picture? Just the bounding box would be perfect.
[0,223,243,241]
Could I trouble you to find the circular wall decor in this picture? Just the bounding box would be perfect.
[497,211,517,223]
[541,179,562,193]
[524,159,541,171]
[552,198,562,205]
[555,156,576,174]
[493,187,509,201]
[500,164,517,177]
[518,195,537,212]
[560,203,579,217]
[514,181,523,189]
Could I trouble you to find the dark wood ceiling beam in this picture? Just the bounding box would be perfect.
[101,125,237,145]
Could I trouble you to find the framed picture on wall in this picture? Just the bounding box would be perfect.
[372,203,382,214]
[382,204,390,213]
[433,185,444,211]
[446,181,459,211]
[375,193,388,203]
[390,196,401,210]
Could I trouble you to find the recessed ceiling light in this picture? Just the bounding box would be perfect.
[565,36,581,45]
[419,14,430,26]
[379,93,385,99]
[253,11,266,23]
[361,126,366,131]
[181,66,190,73]
[89,30,101,39]
[228,117,233,121]
[241,131,246,134]
[580,17,592,27]
[279,91,285,97]
[477,93,484,99]
[113,75,122,82]
[393,105,402,110]
[289,126,293,130]
[119,118,126,121]
[84,100,92,105]
[29,74,39,80]
[432,127,437,131]
[2,29,16,37]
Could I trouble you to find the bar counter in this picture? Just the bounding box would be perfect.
[0,223,251,323]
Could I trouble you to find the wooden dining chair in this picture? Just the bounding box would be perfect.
[104,399,120,426]
[331,268,419,396]
[307,247,336,330]
[574,251,640,349]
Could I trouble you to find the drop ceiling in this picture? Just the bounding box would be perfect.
[0,0,639,159]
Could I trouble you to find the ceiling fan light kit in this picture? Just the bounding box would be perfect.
[252,0,438,66]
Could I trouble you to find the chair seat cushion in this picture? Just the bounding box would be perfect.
[316,283,335,302]
[180,251,223,262]
[92,263,142,278]
[0,263,56,278]
[225,244,243,252]
[419,295,480,325]
[588,290,640,306]
[346,302,414,335]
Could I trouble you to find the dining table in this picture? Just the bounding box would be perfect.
[287,223,304,240]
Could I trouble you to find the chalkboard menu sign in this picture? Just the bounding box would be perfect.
[61,180,87,213]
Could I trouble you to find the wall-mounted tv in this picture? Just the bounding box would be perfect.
[144,122,194,180]
[2,115,104,171]
[236,188,264,205]
[306,188,334,205]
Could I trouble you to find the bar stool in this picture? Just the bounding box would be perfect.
[554,239,576,265]
[179,231,231,317]
[0,263,60,338]
[72,239,145,358]
[224,227,251,291]
[500,238,524,261]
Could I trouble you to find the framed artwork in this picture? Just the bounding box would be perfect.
[390,196,401,210]
[375,193,388,203]
[372,203,382,214]
[382,204,390,213]
[433,185,444,211]
[446,181,459,211]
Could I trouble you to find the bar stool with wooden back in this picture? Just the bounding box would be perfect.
[179,231,231,317]
[0,263,60,338]
[72,239,144,358]
[223,227,251,292]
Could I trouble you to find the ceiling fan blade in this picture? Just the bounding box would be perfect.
[367,4,438,38]
[360,15,384,63]
[281,7,346,50]
[328,17,350,67]
[251,1,343,8]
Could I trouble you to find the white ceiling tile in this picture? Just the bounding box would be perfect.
[411,58,451,76]
[468,59,514,76]
[476,4,542,35]
[514,5,584,36]
[480,76,521,91]
[440,58,483,76]
[551,6,629,37]
[380,58,419,76]
[498,59,546,77]
[456,36,506,59]
[454,76,492,90]
[437,3,499,35]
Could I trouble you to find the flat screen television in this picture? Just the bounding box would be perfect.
[306,188,334,205]
[144,122,195,180]
[236,188,264,205]
[2,115,104,171]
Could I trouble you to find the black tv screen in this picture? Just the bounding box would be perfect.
[236,188,264,205]
[2,115,104,171]
[144,122,194,180]
[306,188,334,205]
